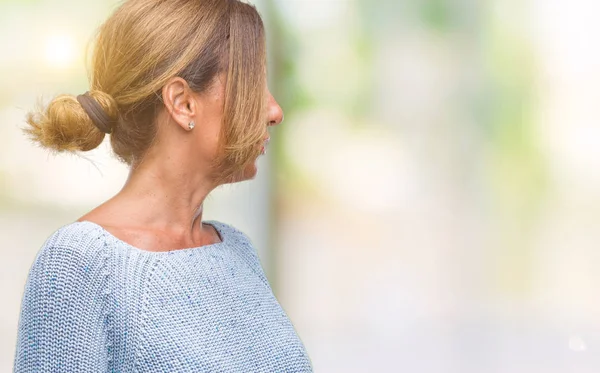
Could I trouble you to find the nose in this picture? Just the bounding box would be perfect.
[267,92,284,126]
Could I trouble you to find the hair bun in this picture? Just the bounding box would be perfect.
[24,90,119,153]
[77,91,119,134]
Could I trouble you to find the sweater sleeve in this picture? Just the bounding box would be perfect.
[13,236,110,373]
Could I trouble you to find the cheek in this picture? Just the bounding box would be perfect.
[194,117,222,157]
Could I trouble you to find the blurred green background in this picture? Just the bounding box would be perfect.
[2,0,600,372]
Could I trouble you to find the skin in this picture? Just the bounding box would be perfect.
[77,74,284,252]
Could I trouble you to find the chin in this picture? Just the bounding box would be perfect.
[241,162,258,180]
[223,162,258,185]
[218,147,265,185]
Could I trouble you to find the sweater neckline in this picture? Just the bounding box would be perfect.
[77,220,229,255]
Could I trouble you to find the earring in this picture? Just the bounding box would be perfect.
[188,121,195,130]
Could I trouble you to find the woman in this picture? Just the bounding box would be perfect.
[13,0,313,372]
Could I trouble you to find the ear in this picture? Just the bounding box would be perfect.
[162,77,199,131]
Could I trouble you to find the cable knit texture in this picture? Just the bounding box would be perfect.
[13,221,313,372]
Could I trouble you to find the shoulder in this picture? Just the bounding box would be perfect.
[19,221,112,325]
[207,220,271,285]
[30,221,110,282]
[205,220,254,246]
[44,220,107,251]
[15,222,112,372]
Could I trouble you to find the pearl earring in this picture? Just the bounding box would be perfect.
[188,121,195,130]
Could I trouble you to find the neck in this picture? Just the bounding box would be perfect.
[114,154,217,233]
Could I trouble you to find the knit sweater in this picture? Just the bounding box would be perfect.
[13,220,313,372]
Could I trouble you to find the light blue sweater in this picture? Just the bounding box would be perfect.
[13,221,313,372]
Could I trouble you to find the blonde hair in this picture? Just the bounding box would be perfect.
[25,0,267,181]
